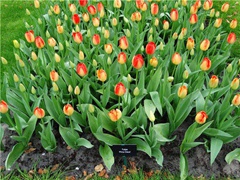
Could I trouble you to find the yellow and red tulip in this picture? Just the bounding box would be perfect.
[25,30,35,43]
[108,109,122,122]
[232,94,240,106]
[230,78,239,90]
[53,4,60,14]
[170,8,178,21]
[76,63,88,77]
[50,70,59,82]
[149,57,158,68]
[63,104,74,116]
[209,75,219,88]
[132,54,144,69]
[119,36,128,50]
[221,2,229,12]
[79,0,88,7]
[200,57,211,71]
[189,14,198,24]
[151,3,159,15]
[230,19,237,29]
[48,37,57,47]
[87,5,97,15]
[104,44,113,54]
[114,82,126,97]
[178,85,188,99]
[200,39,210,51]
[72,14,80,25]
[72,32,83,44]
[35,36,45,49]
[186,37,195,50]
[92,34,101,45]
[96,69,107,82]
[227,33,236,44]
[33,107,45,119]
[0,100,8,114]
[171,52,182,65]
[195,111,208,124]
[118,52,127,64]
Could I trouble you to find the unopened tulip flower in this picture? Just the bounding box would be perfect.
[97,2,104,12]
[54,53,61,63]
[203,0,213,10]
[82,13,89,22]
[190,4,198,14]
[163,20,169,30]
[104,44,113,54]
[76,63,88,77]
[25,30,35,43]
[149,57,158,68]
[159,42,164,50]
[181,28,187,36]
[31,86,36,94]
[13,40,20,48]
[114,82,126,96]
[186,37,195,50]
[19,60,25,67]
[172,52,182,65]
[216,34,221,42]
[57,25,64,34]
[114,0,122,8]
[92,59,97,67]
[52,82,58,92]
[149,110,156,122]
[72,14,80,25]
[226,64,232,73]
[127,74,132,82]
[119,36,128,50]
[195,111,208,124]
[35,36,45,49]
[209,8,215,17]
[136,0,144,9]
[79,0,88,6]
[92,34,101,45]
[14,53,20,61]
[108,109,122,122]
[63,104,74,116]
[232,94,240,106]
[50,70,59,82]
[214,18,222,28]
[195,0,201,8]
[0,100,8,114]
[34,107,45,118]
[118,52,127,64]
[79,51,84,60]
[230,19,237,29]
[182,0,187,6]
[69,4,76,13]
[1,57,8,64]
[96,69,107,82]
[87,5,97,15]
[200,39,210,51]
[34,0,40,8]
[221,2,229,12]
[209,75,219,88]
[132,54,144,69]
[151,3,159,15]
[145,42,156,55]
[200,23,204,30]
[107,57,112,65]
[19,83,26,92]
[215,11,220,17]
[170,8,178,21]
[227,33,236,44]
[48,37,56,47]
[154,18,159,26]
[112,18,118,26]
[53,4,60,14]
[13,74,19,82]
[178,85,188,98]
[189,14,198,24]
[26,8,31,15]
[68,85,73,93]
[168,76,174,82]
[183,70,189,79]
[88,104,95,113]
[141,2,148,11]
[72,32,83,44]
[131,12,141,22]
[231,78,239,90]
[200,57,211,71]
[74,86,80,95]
[92,17,100,27]
[104,29,110,39]
[133,87,140,96]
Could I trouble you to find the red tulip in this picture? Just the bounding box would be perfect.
[145,42,156,55]
[132,54,144,69]
[25,30,35,43]
[33,107,45,118]
[76,63,88,77]
[35,36,45,49]
[0,100,8,114]
[114,82,126,96]
[119,36,129,50]
[136,0,144,9]
[87,5,97,15]
[63,104,74,116]
[195,111,208,124]
[170,9,178,21]
[72,32,83,44]
[92,34,101,45]
[72,14,80,25]
[79,0,88,6]
[227,33,236,44]
[97,2,104,12]
[151,3,159,15]
[200,57,211,71]
[118,52,127,64]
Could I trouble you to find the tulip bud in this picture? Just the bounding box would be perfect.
[172,32,178,39]
[195,111,208,124]
[141,45,144,52]
[92,17,100,27]
[33,107,45,119]
[104,44,113,54]
[145,42,156,55]
[168,76,174,82]
[127,74,132,82]
[231,78,239,90]
[118,52,127,64]
[68,85,73,93]
[159,42,164,50]
[151,3,159,15]
[112,18,118,26]
[133,87,140,96]
[19,60,25,67]
[119,36,129,50]
[75,25,80,32]
[114,82,126,96]
[178,85,188,98]
[149,57,158,67]
[183,70,189,79]
[0,100,8,114]
[214,18,222,28]
[69,4,76,13]
[48,9,52,16]
[163,5,167,11]
[182,0,187,6]
[57,25,64,34]
[190,49,195,56]
[82,13,89,22]
[149,110,156,122]
[63,104,74,116]
[74,86,80,95]
[53,4,60,14]
[154,18,159,26]
[148,35,153,42]
[209,8,215,17]
[186,37,195,50]
[200,57,211,71]
[114,0,122,8]
[35,36,45,49]
[26,8,31,15]
[1,57,8,64]
[100,10,105,18]
[200,23,205,30]
[30,74,36,81]
[13,40,20,48]
[215,11,220,17]
[88,104,95,113]
[13,74,19,82]
[230,19,237,29]
[232,94,240,106]
[107,57,112,65]
[19,83,26,92]
[189,14,198,24]
[46,30,50,38]
[92,59,98,67]
[31,86,36,94]
[96,69,107,82]
[141,2,148,11]
[221,2,229,13]
[163,20,169,30]
[216,34,221,42]
[38,18,42,24]
[48,37,56,47]
[178,33,184,40]
[226,64,232,73]
[200,39,210,51]
[108,109,122,122]
[172,52,182,65]
[170,8,179,21]
[52,82,59,92]
[14,53,20,61]
[209,75,219,88]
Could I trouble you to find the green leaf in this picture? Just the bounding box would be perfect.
[71,111,87,127]
[76,138,93,148]
[0,125,4,150]
[180,153,188,180]
[147,66,162,92]
[126,138,151,157]
[94,131,122,146]
[210,138,223,165]
[23,115,38,143]
[99,144,114,170]
[152,123,175,142]
[87,112,100,133]
[59,126,80,149]
[101,81,111,108]
[152,147,163,166]
[204,128,233,138]
[225,148,240,164]
[144,99,156,120]
[150,91,163,116]
[39,123,56,152]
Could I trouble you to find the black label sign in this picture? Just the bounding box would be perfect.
[112,144,137,157]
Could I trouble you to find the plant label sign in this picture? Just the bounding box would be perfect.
[112,144,137,157]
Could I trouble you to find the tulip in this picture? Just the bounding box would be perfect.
[35,36,45,49]
[132,54,144,69]
[82,13,89,22]
[0,100,8,114]
[154,18,159,26]
[87,5,97,15]
[69,4,76,13]
[74,86,80,95]
[63,104,74,116]
[19,60,25,67]
[190,4,198,14]
[112,18,118,26]
[200,39,210,51]
[114,0,122,8]
[133,87,140,96]
[96,69,107,82]
[26,8,31,15]
[178,85,188,98]
[172,52,182,65]
[92,59,97,67]
[107,57,112,65]
[1,57,8,64]
[183,70,189,79]
[200,23,204,30]
[163,20,169,30]
[227,33,236,44]
[25,30,35,43]
[195,111,208,124]
[52,82,59,92]
[151,3,159,15]
[54,53,61,63]
[108,109,122,122]
[68,85,73,93]
[230,19,237,29]
[232,94,240,106]
[182,0,187,6]
[221,2,229,12]
[92,17,100,27]
[33,107,45,118]
[19,83,26,92]
[170,8,178,21]
[14,53,20,61]
[141,2,148,11]
[181,28,187,36]
[48,37,56,47]
[50,70,59,82]
[72,32,83,44]
[214,18,222,28]
[92,34,101,45]
[79,0,88,6]
[127,74,132,82]
[119,36,128,50]
[131,12,141,22]
[195,0,201,8]
[104,29,110,39]
[168,76,174,82]
[200,57,211,71]
[209,9,215,17]
[203,0,213,10]
[189,14,198,24]
[118,52,127,64]
[231,78,239,90]
[79,50,84,60]
[72,14,80,25]
[57,25,64,34]
[88,104,95,113]
[13,40,20,48]
[209,75,219,88]
[159,42,164,50]
[104,44,113,54]
[215,11,220,17]
[97,2,104,12]
[149,57,158,67]
[186,37,195,50]
[53,4,60,14]
[145,42,156,55]
[34,0,40,8]
[114,82,126,96]
[76,63,88,77]
[149,110,156,122]
[136,0,144,9]
[216,34,221,42]
[31,86,36,94]
[226,64,232,73]
[13,74,19,82]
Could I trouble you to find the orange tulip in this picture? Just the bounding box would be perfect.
[25,30,35,43]
[114,82,126,96]
[190,4,198,14]
[141,2,148,11]
[0,100,8,114]
[72,32,83,44]
[57,25,64,34]
[87,5,97,15]
[72,14,80,25]
[50,70,59,82]
[227,33,236,44]
[232,94,240,106]
[76,63,88,77]
[209,75,219,88]
[170,8,178,21]
[195,0,201,8]
[151,3,159,15]
[97,2,104,12]
[48,37,56,47]
[230,19,237,29]
[132,54,144,69]
[171,52,182,65]
[149,57,158,67]
[195,111,208,124]
[203,0,213,10]
[200,39,210,51]
[35,36,45,49]
[108,109,122,122]
[92,34,101,45]
[53,4,60,14]
[221,2,229,12]
[96,69,107,82]
[119,36,129,50]
[163,20,169,30]
[34,0,40,8]
[186,37,195,50]
[145,42,156,55]
[200,57,211,71]
[104,44,113,54]
[118,52,127,64]
[231,78,239,90]
[79,0,88,6]
[33,107,45,119]
[178,85,188,98]
[214,18,222,28]
[131,12,141,22]
[136,0,144,9]
[189,14,198,24]
[63,104,74,116]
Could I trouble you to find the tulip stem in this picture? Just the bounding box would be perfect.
[204,88,212,111]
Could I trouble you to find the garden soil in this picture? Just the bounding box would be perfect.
[1,121,240,179]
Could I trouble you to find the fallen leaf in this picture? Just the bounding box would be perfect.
[51,164,59,172]
[67,146,72,150]
[94,164,104,172]
[129,161,137,170]
[83,170,88,176]
[114,175,122,180]
[38,168,48,175]
[104,173,109,178]
[98,169,106,177]
[144,170,154,178]
[25,147,36,154]
[28,169,35,179]
[65,176,76,180]
[84,173,93,180]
